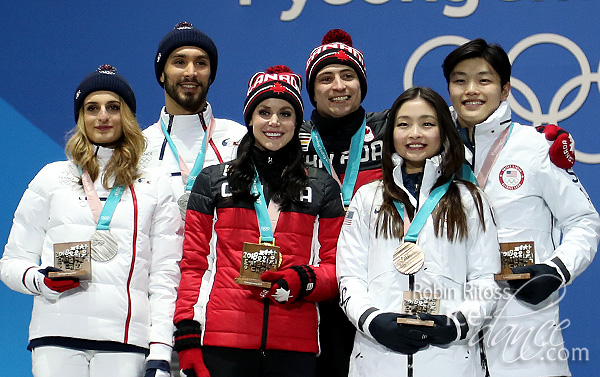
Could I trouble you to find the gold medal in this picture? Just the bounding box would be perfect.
[393,242,424,275]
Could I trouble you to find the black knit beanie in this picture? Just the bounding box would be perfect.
[154,21,218,87]
[74,64,136,122]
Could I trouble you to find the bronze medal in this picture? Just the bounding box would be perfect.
[393,242,424,275]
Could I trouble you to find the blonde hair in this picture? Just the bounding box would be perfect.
[65,96,146,188]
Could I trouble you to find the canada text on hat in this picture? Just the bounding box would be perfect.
[243,65,304,128]
[305,29,367,106]
[306,42,365,72]
[247,71,302,96]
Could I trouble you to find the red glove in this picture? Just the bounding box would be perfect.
[39,267,80,292]
[178,348,210,377]
[30,267,80,301]
[261,265,316,304]
[536,124,575,169]
[44,278,80,292]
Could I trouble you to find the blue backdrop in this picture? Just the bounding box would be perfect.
[1,1,599,375]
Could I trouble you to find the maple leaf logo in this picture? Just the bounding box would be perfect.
[271,82,287,94]
[334,50,350,61]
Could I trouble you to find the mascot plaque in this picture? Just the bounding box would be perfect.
[235,242,281,288]
[397,291,440,327]
[48,241,92,280]
[494,241,535,281]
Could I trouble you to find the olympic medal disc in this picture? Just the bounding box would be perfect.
[90,230,118,261]
[393,242,424,275]
[177,193,190,220]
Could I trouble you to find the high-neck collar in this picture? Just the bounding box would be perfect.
[311,106,366,138]
[392,153,443,207]
[160,102,213,131]
[94,145,115,168]
[450,101,511,134]
[251,145,292,185]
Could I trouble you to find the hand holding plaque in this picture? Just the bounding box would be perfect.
[507,263,563,305]
[494,241,535,281]
[48,241,92,280]
[369,312,430,354]
[235,242,281,288]
[416,313,459,345]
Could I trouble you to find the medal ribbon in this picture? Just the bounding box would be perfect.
[392,179,452,242]
[250,168,276,244]
[460,163,478,185]
[474,122,513,188]
[81,170,126,231]
[160,114,217,190]
[311,117,366,206]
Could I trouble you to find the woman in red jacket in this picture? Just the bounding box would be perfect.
[173,65,345,377]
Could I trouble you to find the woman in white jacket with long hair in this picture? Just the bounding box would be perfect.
[0,65,182,377]
[337,86,500,377]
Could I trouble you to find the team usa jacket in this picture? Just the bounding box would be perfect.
[337,154,501,377]
[174,163,345,353]
[142,103,247,199]
[457,102,600,377]
[299,107,388,193]
[0,147,183,362]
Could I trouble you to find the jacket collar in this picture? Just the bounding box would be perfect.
[159,102,214,132]
[391,153,443,208]
[450,101,512,143]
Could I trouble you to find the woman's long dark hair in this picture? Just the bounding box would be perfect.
[227,129,308,207]
[376,87,485,241]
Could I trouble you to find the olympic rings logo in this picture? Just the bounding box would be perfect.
[404,34,600,164]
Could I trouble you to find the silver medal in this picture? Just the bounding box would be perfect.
[178,193,190,220]
[393,242,425,275]
[90,230,118,261]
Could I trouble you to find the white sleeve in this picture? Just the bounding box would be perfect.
[336,185,381,338]
[454,190,501,341]
[147,174,184,359]
[0,166,51,294]
[535,148,600,283]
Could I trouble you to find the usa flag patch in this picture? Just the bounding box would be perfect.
[343,210,354,226]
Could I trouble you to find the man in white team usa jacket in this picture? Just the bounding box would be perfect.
[442,38,600,377]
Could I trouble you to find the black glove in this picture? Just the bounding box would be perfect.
[417,314,458,345]
[507,263,563,305]
[368,312,429,354]
[144,360,170,377]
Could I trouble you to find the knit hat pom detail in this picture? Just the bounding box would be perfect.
[322,29,353,46]
[266,65,293,74]
[175,21,194,29]
[97,64,117,74]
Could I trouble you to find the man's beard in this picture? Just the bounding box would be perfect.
[164,75,209,113]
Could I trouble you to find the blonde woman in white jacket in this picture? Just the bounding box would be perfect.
[0,65,182,377]
[337,87,501,377]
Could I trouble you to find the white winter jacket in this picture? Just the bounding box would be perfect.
[0,147,183,362]
[337,154,501,377]
[457,102,600,377]
[142,103,246,199]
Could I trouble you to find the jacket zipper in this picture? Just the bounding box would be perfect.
[124,185,137,344]
[260,299,270,356]
[407,187,420,377]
